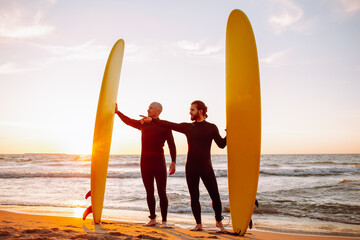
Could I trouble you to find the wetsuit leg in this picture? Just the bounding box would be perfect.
[201,169,222,222]
[186,169,202,224]
[141,165,156,219]
[154,166,168,222]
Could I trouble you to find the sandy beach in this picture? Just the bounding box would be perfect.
[0,210,357,240]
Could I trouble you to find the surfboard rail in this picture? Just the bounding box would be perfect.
[83,39,125,224]
[226,9,261,235]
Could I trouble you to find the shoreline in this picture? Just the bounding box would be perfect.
[0,205,359,239]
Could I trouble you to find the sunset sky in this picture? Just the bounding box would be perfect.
[0,0,359,155]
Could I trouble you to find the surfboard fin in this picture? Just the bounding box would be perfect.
[249,200,258,229]
[83,206,92,220]
[85,190,91,199]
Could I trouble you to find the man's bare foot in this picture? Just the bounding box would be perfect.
[161,221,172,228]
[144,219,157,226]
[190,224,203,231]
[216,221,227,232]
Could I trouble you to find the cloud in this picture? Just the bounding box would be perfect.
[40,41,157,64]
[177,40,224,56]
[0,41,110,75]
[35,40,160,67]
[33,40,109,61]
[340,0,360,13]
[31,40,111,62]
[261,49,320,67]
[0,63,20,74]
[339,0,360,13]
[269,0,304,35]
[117,40,224,63]
[0,62,43,74]
[124,43,156,63]
[0,8,54,39]
[260,49,291,66]
[177,40,203,51]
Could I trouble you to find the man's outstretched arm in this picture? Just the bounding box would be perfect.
[115,103,141,130]
[140,115,188,134]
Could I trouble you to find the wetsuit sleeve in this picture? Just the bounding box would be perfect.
[166,130,176,163]
[116,111,141,130]
[213,124,227,149]
[152,118,188,134]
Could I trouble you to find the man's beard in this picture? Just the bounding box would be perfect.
[191,112,200,121]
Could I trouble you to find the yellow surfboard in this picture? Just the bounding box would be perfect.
[226,10,261,235]
[83,39,125,224]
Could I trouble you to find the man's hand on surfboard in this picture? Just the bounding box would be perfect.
[139,115,152,124]
[169,162,176,175]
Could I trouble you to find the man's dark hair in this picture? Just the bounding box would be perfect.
[191,100,208,118]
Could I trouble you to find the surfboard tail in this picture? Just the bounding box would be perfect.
[83,206,92,220]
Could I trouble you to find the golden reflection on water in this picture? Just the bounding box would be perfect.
[73,154,91,161]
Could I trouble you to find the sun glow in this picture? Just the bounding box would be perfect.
[65,146,92,155]
[61,136,92,155]
[72,207,86,218]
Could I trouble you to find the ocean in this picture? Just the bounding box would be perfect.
[0,154,359,237]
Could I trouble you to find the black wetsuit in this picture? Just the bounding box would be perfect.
[116,112,176,221]
[153,119,226,224]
